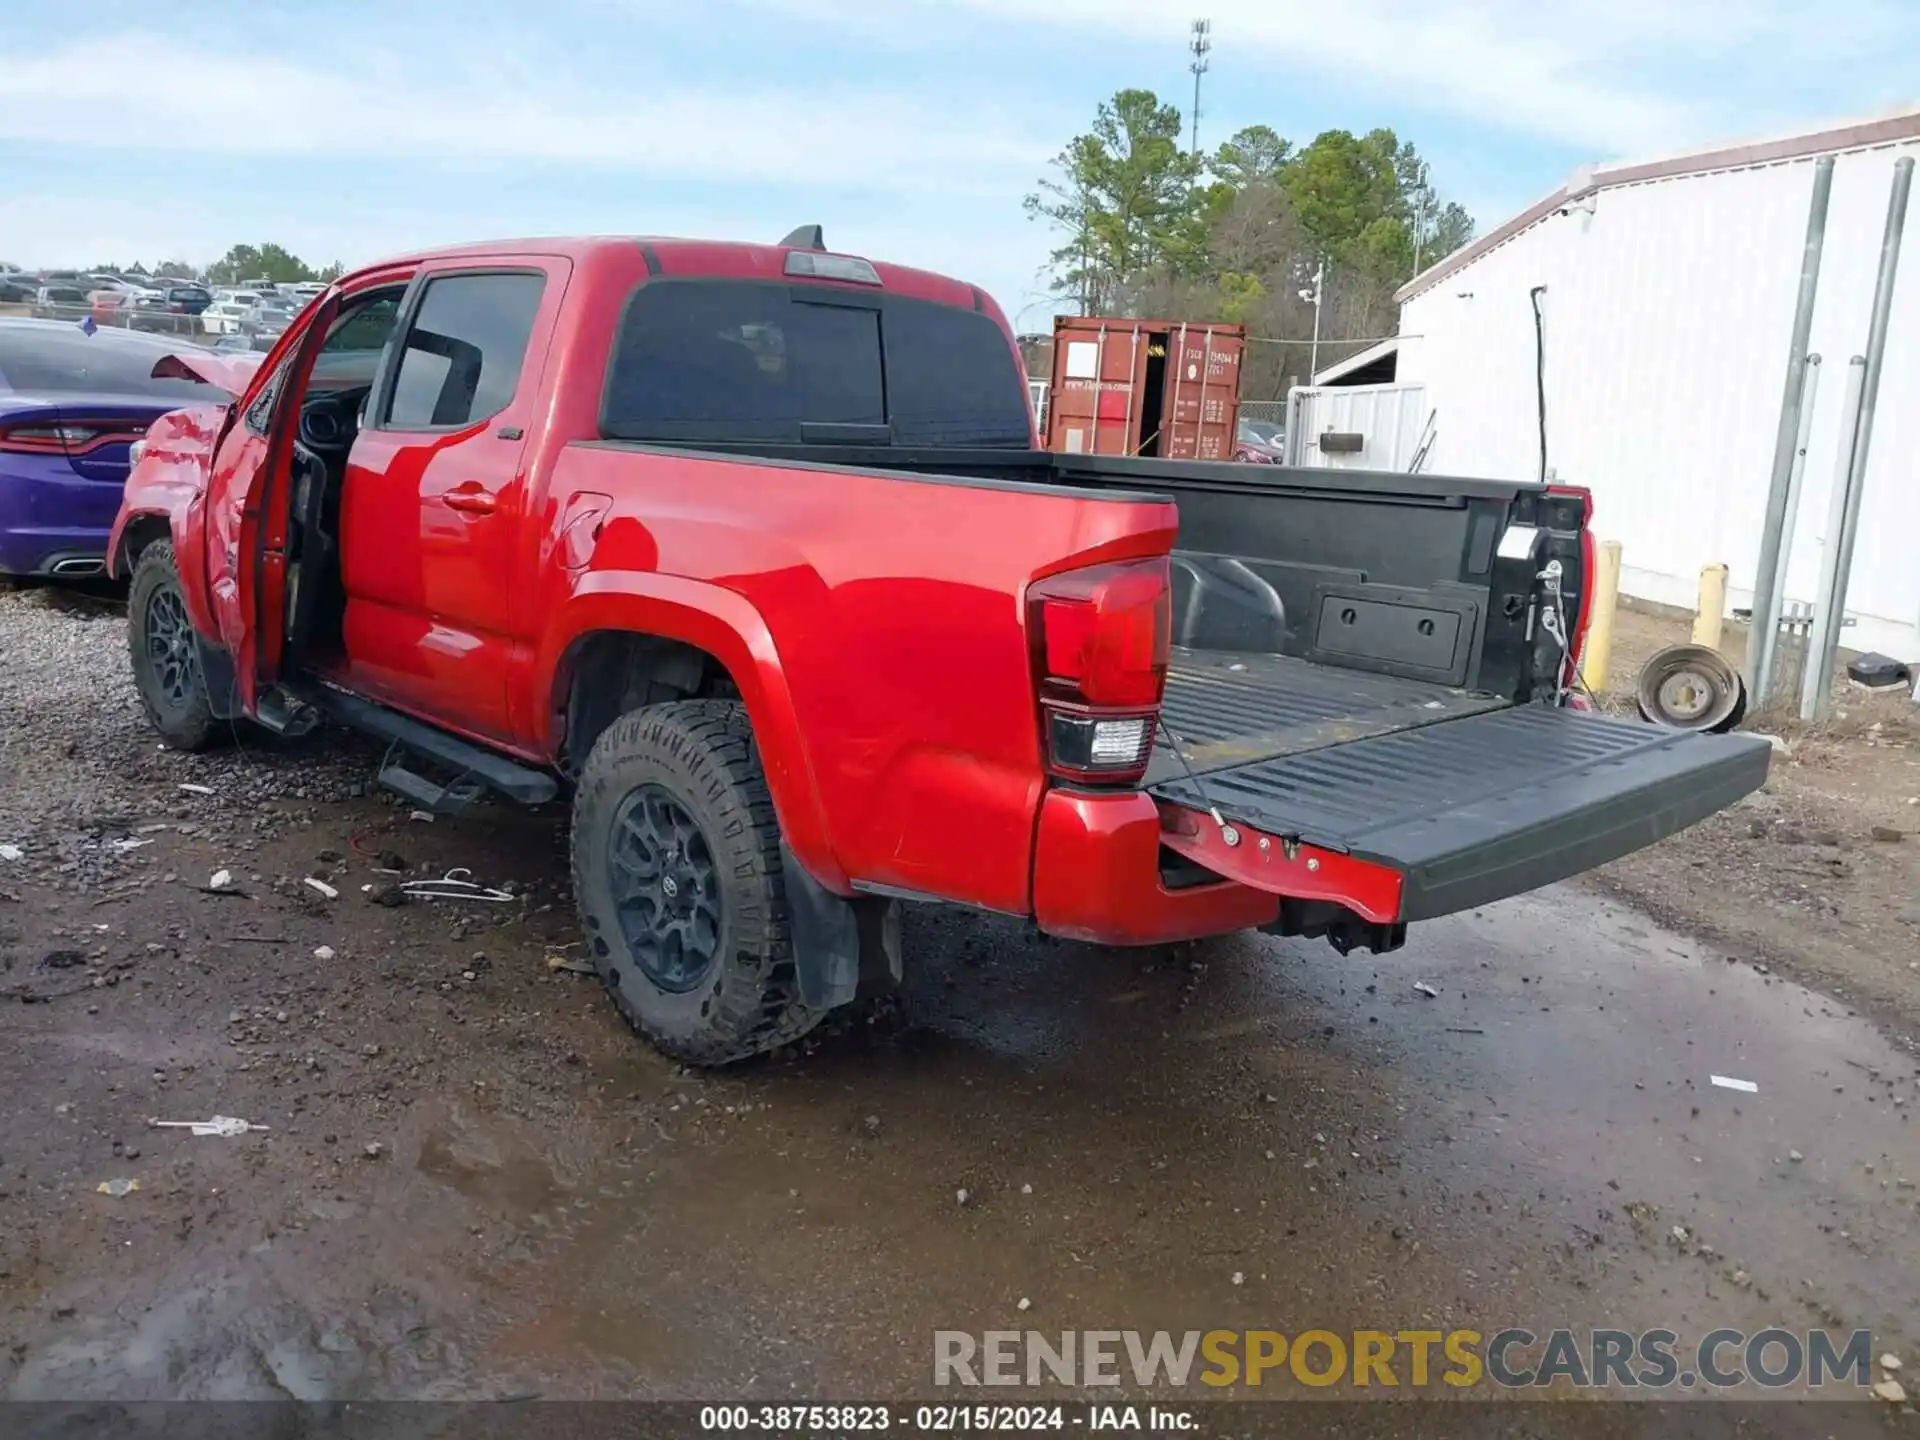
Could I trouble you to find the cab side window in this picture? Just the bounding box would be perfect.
[323,293,402,357]
[383,274,546,431]
[316,289,405,422]
[243,289,406,436]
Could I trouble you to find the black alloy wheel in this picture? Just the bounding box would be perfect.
[607,782,724,993]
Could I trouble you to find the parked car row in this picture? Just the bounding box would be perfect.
[2,265,325,340]
[87,282,214,335]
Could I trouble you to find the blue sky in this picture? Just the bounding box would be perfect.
[4,0,1915,330]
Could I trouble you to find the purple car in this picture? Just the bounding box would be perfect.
[0,319,229,578]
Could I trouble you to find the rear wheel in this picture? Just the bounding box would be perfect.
[128,541,219,752]
[570,699,822,1065]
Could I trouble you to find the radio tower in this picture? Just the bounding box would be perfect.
[1188,19,1211,157]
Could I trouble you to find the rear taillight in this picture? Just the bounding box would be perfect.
[1028,557,1171,785]
[0,422,145,455]
[0,423,97,452]
[1547,483,1593,526]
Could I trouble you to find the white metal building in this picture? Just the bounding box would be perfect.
[1391,110,1920,662]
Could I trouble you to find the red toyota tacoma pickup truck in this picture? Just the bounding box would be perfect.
[110,230,1770,1064]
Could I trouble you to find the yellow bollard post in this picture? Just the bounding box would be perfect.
[1693,563,1729,653]
[1580,539,1623,694]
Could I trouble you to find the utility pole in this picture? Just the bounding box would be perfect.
[1188,19,1211,157]
[1301,259,1326,381]
[1411,159,1432,273]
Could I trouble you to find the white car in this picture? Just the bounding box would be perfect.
[202,299,259,335]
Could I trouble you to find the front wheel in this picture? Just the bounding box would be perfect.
[570,699,823,1066]
[128,540,220,752]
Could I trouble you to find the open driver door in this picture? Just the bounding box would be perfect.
[223,268,415,719]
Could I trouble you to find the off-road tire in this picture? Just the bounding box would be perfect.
[128,541,220,752]
[570,699,823,1065]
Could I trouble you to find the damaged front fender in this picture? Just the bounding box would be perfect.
[149,349,268,393]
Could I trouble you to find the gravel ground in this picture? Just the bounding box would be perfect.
[0,583,384,874]
[1,583,1915,1424]
[0,583,645,1397]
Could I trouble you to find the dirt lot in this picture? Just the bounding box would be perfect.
[1592,599,1920,1033]
[1,582,1915,1426]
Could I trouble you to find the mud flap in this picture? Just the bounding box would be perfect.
[194,636,241,721]
[780,841,902,1009]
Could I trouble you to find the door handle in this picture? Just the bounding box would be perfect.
[442,485,496,515]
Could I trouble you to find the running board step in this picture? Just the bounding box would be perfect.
[376,760,488,815]
[311,689,560,806]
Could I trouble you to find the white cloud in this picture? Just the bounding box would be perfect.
[0,34,1052,191]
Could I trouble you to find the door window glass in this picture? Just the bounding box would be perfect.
[385,273,546,430]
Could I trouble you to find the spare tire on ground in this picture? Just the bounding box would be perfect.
[1635,644,1747,733]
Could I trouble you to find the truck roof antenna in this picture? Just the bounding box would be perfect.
[779,225,826,251]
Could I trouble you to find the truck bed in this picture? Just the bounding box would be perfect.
[607,442,1766,927]
[1149,650,1772,922]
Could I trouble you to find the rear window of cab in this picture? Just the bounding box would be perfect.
[599,280,1031,449]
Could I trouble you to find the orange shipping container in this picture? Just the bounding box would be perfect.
[1042,316,1244,460]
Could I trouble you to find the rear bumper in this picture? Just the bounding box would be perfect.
[0,461,119,576]
[1030,788,1279,946]
[1,549,112,577]
[0,508,113,576]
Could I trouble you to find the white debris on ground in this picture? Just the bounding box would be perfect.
[148,1115,269,1137]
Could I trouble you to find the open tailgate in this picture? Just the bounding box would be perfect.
[1151,699,1771,922]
